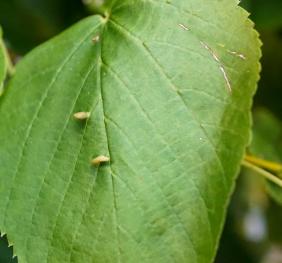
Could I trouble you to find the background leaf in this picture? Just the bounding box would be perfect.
[241,0,282,30]
[0,0,261,262]
[0,0,87,54]
[249,109,282,206]
[0,235,16,263]
[251,109,282,163]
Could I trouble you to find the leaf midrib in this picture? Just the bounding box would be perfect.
[97,21,122,262]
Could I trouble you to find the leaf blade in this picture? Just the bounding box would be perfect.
[0,1,261,262]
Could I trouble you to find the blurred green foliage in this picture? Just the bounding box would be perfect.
[0,236,15,263]
[251,110,282,163]
[0,0,87,54]
[241,0,282,118]
[250,110,282,206]
[0,0,282,262]
[241,0,282,30]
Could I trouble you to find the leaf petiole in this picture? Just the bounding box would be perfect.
[0,38,15,77]
[242,160,282,188]
[245,154,282,174]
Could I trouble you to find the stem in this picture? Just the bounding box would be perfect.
[83,0,109,18]
[242,160,282,188]
[245,154,282,174]
[6,53,15,76]
[0,38,15,76]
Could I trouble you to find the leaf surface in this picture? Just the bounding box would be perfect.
[0,1,261,262]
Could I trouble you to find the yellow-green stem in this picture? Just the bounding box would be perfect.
[245,154,282,174]
[242,160,282,188]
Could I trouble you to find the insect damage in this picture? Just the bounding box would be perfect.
[91,155,110,166]
[73,112,91,120]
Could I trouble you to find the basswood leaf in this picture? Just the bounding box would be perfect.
[0,1,261,262]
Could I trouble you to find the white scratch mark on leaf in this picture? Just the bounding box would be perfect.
[200,41,232,93]
[178,23,190,31]
[227,50,246,60]
[219,66,232,93]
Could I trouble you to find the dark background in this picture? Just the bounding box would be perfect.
[0,0,282,262]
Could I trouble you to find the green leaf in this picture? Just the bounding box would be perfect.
[0,1,261,262]
[250,109,282,205]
